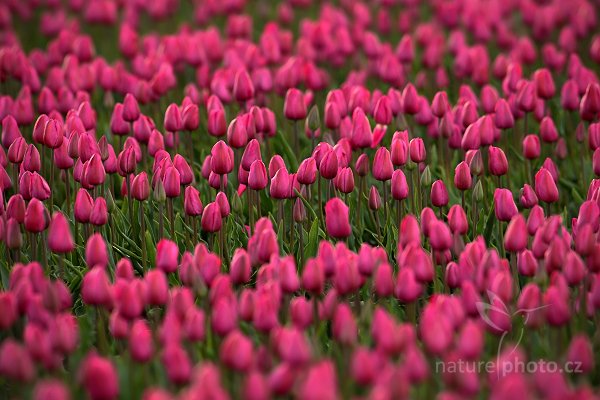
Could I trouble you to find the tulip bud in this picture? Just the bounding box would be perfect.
[488,146,508,176]
[122,94,140,123]
[504,215,527,252]
[131,172,150,201]
[201,202,222,233]
[210,141,234,175]
[534,168,559,203]
[307,105,320,132]
[325,198,351,239]
[90,198,108,227]
[355,154,370,177]
[473,180,484,202]
[409,138,426,163]
[494,188,518,222]
[368,186,382,211]
[0,339,34,382]
[454,161,472,191]
[5,218,22,250]
[156,239,179,273]
[391,169,408,201]
[47,212,75,254]
[372,147,393,181]
[284,88,307,120]
[431,180,448,207]
[420,166,432,189]
[293,198,307,223]
[233,69,255,103]
[80,354,119,400]
[566,334,594,374]
[164,104,182,133]
[86,233,108,268]
[248,160,268,191]
[163,167,181,198]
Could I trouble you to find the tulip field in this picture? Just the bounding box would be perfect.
[2,0,600,398]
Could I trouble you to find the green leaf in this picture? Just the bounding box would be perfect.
[273,130,299,171]
[305,219,320,260]
[483,206,496,242]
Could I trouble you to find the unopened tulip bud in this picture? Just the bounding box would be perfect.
[131,172,150,201]
[307,105,320,132]
[454,161,472,191]
[80,354,119,400]
[372,147,393,182]
[293,198,307,223]
[488,146,508,176]
[355,154,370,177]
[47,212,75,254]
[325,198,351,239]
[504,215,527,252]
[201,202,222,233]
[420,166,432,188]
[284,88,307,120]
[368,186,382,211]
[156,239,179,274]
[86,233,108,268]
[473,180,484,202]
[409,138,426,163]
[431,179,448,207]
[534,168,559,203]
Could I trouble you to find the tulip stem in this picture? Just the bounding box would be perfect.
[139,202,147,270]
[382,180,389,224]
[50,159,55,212]
[58,254,65,281]
[407,301,416,324]
[12,163,18,197]
[279,200,285,241]
[192,217,198,244]
[510,252,519,295]
[248,190,254,234]
[168,198,175,240]
[66,169,71,217]
[293,120,299,156]
[497,220,504,257]
[298,222,304,266]
[126,175,133,228]
[219,225,225,261]
[30,233,36,261]
[318,175,324,227]
[158,203,164,239]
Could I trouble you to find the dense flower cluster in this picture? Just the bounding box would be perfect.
[0,0,600,398]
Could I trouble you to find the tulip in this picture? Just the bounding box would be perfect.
[89,198,108,227]
[233,69,255,104]
[33,380,70,400]
[156,239,179,274]
[86,233,108,269]
[368,186,382,211]
[494,188,518,222]
[201,202,222,233]
[431,180,449,209]
[325,198,351,239]
[210,140,234,177]
[372,147,393,181]
[131,172,150,201]
[535,168,559,204]
[454,161,472,194]
[283,88,307,121]
[409,138,426,163]
[80,354,119,400]
[488,146,508,177]
[220,330,253,372]
[0,340,34,382]
[47,212,75,254]
[504,215,527,253]
[566,335,594,374]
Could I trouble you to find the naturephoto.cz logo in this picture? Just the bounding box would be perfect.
[435,291,583,377]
